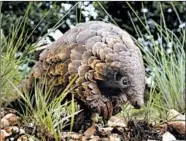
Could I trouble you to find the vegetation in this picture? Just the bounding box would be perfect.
[123,2,185,123]
[1,2,185,43]
[1,4,80,140]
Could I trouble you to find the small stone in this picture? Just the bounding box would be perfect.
[1,118,9,128]
[150,121,156,127]
[0,133,5,141]
[28,122,35,127]
[1,129,11,140]
[3,113,16,119]
[162,131,176,141]
[168,121,185,135]
[84,125,97,137]
[4,126,17,136]
[167,109,184,120]
[109,134,121,141]
[10,126,19,133]
[3,113,21,126]
[108,116,126,127]
[81,136,87,141]
[99,127,113,133]
[19,128,26,134]
[28,137,35,141]
[70,133,81,140]
[89,136,100,141]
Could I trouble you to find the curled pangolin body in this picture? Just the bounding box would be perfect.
[21,21,146,121]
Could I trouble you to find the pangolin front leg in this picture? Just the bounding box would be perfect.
[82,80,113,124]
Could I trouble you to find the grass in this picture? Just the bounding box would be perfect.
[1,2,81,140]
[9,75,80,140]
[1,5,32,105]
[126,2,185,121]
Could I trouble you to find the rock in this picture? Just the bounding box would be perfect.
[1,118,9,128]
[165,109,186,136]
[81,136,88,141]
[0,111,28,141]
[17,135,29,141]
[108,116,126,127]
[162,131,176,141]
[1,130,11,141]
[167,121,185,135]
[84,125,97,137]
[167,109,185,120]
[109,134,121,141]
[2,113,21,127]
[89,136,100,141]
[99,127,113,134]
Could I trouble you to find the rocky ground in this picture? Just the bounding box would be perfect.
[1,108,185,141]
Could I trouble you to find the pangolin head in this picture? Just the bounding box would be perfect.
[122,47,146,109]
[121,37,146,109]
[97,36,146,110]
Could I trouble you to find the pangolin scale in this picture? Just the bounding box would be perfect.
[13,21,146,122]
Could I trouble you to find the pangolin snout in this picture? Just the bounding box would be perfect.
[133,101,142,109]
[130,98,144,109]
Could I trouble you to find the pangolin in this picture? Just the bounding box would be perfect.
[11,21,146,122]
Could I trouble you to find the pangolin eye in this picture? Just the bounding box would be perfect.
[122,76,128,85]
[123,80,127,85]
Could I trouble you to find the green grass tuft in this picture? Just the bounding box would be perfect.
[1,2,81,140]
[127,2,185,121]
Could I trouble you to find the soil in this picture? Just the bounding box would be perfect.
[1,107,185,141]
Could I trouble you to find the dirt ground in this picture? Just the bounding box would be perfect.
[1,107,185,141]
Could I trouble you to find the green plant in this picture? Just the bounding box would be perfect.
[127,2,185,119]
[1,1,80,103]
[10,75,80,140]
[1,2,81,140]
[1,4,33,105]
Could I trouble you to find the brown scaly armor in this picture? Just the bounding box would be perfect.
[11,21,146,123]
